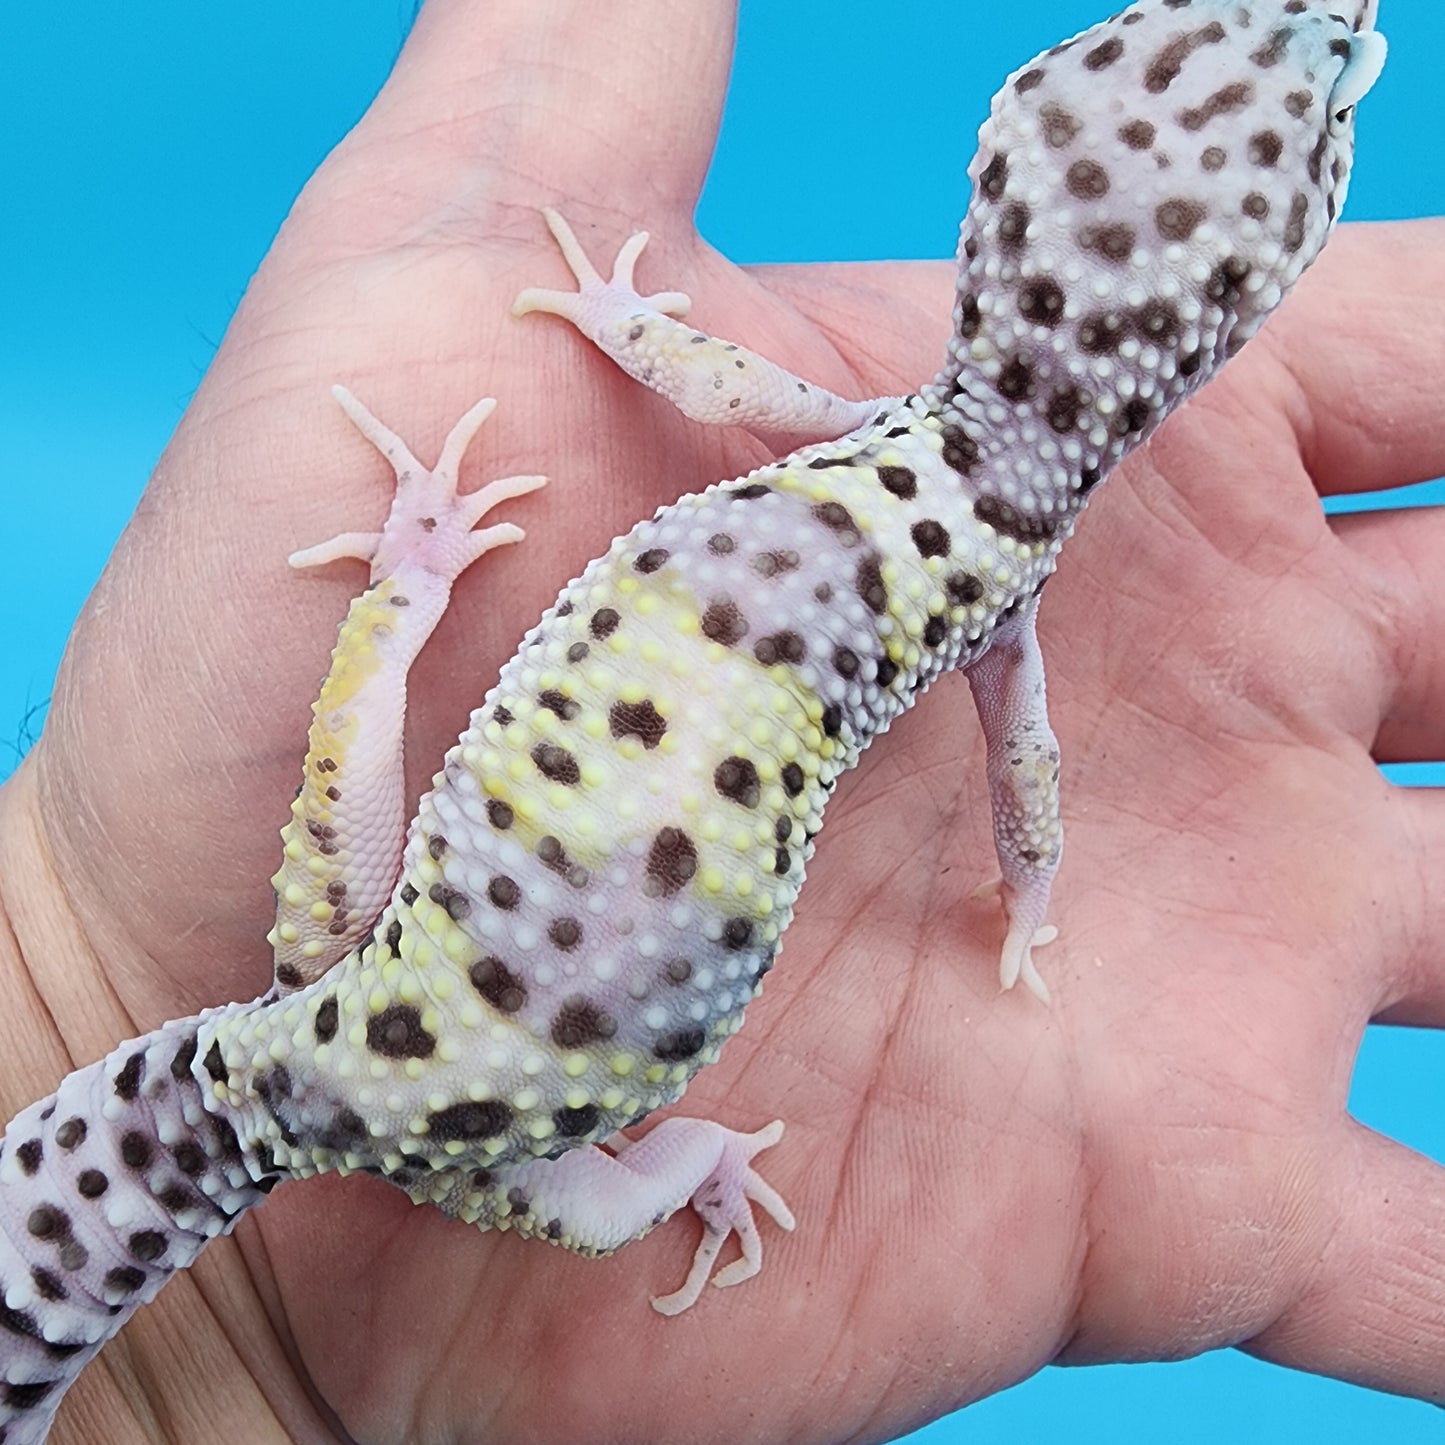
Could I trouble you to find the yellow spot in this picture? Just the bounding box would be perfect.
[513,1087,540,1112]
[368,988,389,1014]
[645,1064,668,1085]
[564,1053,589,1078]
[404,1059,425,1081]
[600,1087,624,1110]
[528,1118,556,1140]
[701,866,725,894]
[610,1053,636,1077]
[443,1140,466,1157]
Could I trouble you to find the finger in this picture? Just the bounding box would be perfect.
[359,0,738,216]
[1333,507,1445,763]
[1243,1122,1445,1403]
[1372,786,1445,1030]
[1267,220,1445,497]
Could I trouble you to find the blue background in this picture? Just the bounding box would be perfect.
[3,2,1441,1439]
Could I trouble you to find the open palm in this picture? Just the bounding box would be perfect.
[3,1,1442,1441]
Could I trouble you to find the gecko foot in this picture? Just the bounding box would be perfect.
[650,1119,795,1317]
[290,386,547,586]
[512,207,692,329]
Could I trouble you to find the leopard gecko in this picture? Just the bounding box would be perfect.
[0,2,1386,1438]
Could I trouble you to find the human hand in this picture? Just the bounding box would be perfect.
[2,0,1442,1440]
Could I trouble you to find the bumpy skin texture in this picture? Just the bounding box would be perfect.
[0,2,1388,1439]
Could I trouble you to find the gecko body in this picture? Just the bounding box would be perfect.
[0,3,1384,1438]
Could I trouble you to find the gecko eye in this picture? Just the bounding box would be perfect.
[1326,28,1387,134]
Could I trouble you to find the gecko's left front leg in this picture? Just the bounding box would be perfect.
[965,600,1062,1004]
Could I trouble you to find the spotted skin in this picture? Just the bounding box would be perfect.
[0,4,1383,1438]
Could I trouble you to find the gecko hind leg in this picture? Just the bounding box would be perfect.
[514,207,887,442]
[269,388,546,991]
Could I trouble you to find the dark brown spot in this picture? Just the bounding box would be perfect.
[1283,192,1309,253]
[752,549,801,579]
[1133,298,1182,348]
[4,1378,58,1409]
[723,917,754,950]
[1200,145,1228,172]
[609,698,667,749]
[941,425,980,475]
[833,647,860,680]
[1308,131,1328,184]
[551,996,618,1047]
[856,554,888,614]
[1155,197,1206,240]
[53,1118,86,1151]
[589,607,620,639]
[1145,21,1226,94]
[634,547,669,574]
[470,956,528,1014]
[77,1169,108,1199]
[1046,384,1083,434]
[492,704,514,726]
[781,762,805,797]
[113,1051,144,1102]
[1014,68,1044,94]
[487,799,514,830]
[538,689,579,721]
[708,533,735,555]
[1066,159,1110,200]
[1119,119,1156,150]
[997,356,1035,402]
[428,835,448,861]
[1078,311,1126,355]
[775,846,792,874]
[1248,129,1283,167]
[1206,256,1251,305]
[1243,191,1270,220]
[812,501,860,545]
[714,755,761,809]
[1039,102,1083,148]
[400,883,419,905]
[566,641,589,663]
[129,1230,167,1262]
[1284,88,1312,119]
[701,600,748,647]
[911,520,951,558]
[1251,27,1290,67]
[730,482,772,500]
[16,1139,42,1175]
[1079,223,1135,263]
[958,293,981,340]
[120,1133,153,1170]
[429,883,471,921]
[974,496,1060,543]
[155,1183,192,1213]
[203,1040,227,1084]
[1115,397,1152,435]
[646,827,698,896]
[275,963,304,987]
[553,1104,602,1137]
[753,631,806,666]
[531,742,581,785]
[998,201,1031,251]
[169,1034,198,1083]
[172,1141,206,1176]
[877,465,917,499]
[548,917,582,951]
[315,996,339,1043]
[821,703,844,738]
[875,657,900,687]
[946,573,986,607]
[366,1004,436,1060]
[427,1101,513,1142]
[654,1028,706,1062]
[488,875,521,910]
[27,1205,67,1240]
[1181,80,1254,130]
[1084,36,1124,70]
[31,1266,66,1302]
[979,152,1008,199]
[385,920,402,951]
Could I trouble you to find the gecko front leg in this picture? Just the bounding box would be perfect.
[514,208,890,443]
[269,388,546,991]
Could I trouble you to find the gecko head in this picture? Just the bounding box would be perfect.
[940,0,1387,460]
